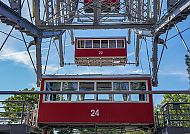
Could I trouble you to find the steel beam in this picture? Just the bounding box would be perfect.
[155,0,190,34]
[0,90,189,95]
[153,0,158,22]
[58,34,64,67]
[76,14,130,18]
[135,34,140,66]
[93,0,101,24]
[0,1,63,38]
[35,38,42,87]
[32,0,40,25]
[42,31,63,38]
[152,35,158,87]
[0,1,40,37]
[38,23,154,30]
[127,29,131,44]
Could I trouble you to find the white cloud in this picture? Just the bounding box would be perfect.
[0,47,32,67]
[159,70,188,77]
[43,64,60,74]
[158,69,189,82]
[0,46,51,69]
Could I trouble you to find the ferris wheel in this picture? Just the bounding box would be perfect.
[0,0,190,86]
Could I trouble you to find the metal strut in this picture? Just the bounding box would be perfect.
[135,34,140,66]
[174,23,190,55]
[35,38,42,87]
[152,35,158,87]
[0,26,14,52]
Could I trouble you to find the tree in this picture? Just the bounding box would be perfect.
[185,54,190,89]
[156,94,190,128]
[1,88,39,123]
[161,94,190,104]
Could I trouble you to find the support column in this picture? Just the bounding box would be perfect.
[152,35,158,87]
[127,29,131,44]
[56,0,61,25]
[153,0,158,22]
[135,34,140,66]
[32,0,40,25]
[59,34,64,67]
[35,37,42,87]
[93,0,101,24]
[137,0,141,21]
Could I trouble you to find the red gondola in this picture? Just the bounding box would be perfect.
[75,37,127,66]
[84,0,120,13]
[38,74,154,129]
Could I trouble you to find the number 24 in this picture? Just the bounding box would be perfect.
[90,109,99,117]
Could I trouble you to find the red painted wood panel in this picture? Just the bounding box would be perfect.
[75,37,127,58]
[75,48,127,57]
[38,102,154,124]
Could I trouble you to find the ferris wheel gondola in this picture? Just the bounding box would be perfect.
[75,37,128,66]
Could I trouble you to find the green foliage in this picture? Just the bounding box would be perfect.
[185,54,190,88]
[56,128,149,134]
[156,94,190,127]
[126,130,148,134]
[161,94,190,104]
[4,88,39,107]
[1,88,39,123]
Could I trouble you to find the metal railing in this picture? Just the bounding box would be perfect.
[155,102,190,128]
[0,100,37,126]
[0,90,190,95]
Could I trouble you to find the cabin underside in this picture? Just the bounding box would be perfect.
[38,122,154,131]
[75,57,127,66]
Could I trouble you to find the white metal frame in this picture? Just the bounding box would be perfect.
[43,79,149,103]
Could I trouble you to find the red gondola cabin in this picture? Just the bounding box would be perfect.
[38,74,154,129]
[75,37,127,66]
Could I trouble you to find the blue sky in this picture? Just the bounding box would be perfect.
[0,1,190,105]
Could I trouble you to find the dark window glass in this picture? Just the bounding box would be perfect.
[101,40,108,48]
[78,40,84,48]
[130,82,147,101]
[85,40,92,48]
[113,82,129,101]
[109,40,116,48]
[113,82,129,90]
[62,82,78,91]
[93,40,100,48]
[62,82,78,101]
[131,82,146,90]
[97,82,112,90]
[79,82,94,101]
[117,40,124,48]
[45,82,61,101]
[97,82,112,101]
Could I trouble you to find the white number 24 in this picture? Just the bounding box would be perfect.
[90,109,100,117]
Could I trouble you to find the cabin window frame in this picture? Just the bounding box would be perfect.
[113,82,130,101]
[62,82,78,101]
[76,38,126,49]
[96,81,113,101]
[43,79,149,103]
[79,82,95,101]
